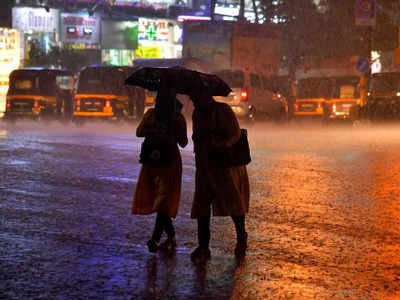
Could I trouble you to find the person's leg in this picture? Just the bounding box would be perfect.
[231,215,247,257]
[198,216,210,249]
[147,213,164,252]
[163,216,176,239]
[159,215,177,250]
[191,216,211,262]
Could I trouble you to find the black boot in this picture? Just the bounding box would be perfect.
[232,216,247,258]
[191,216,211,263]
[147,213,164,253]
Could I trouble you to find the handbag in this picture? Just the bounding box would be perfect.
[210,128,251,168]
[139,134,174,167]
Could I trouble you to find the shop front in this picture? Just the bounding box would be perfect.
[101,20,138,66]
[12,6,60,59]
[135,18,182,60]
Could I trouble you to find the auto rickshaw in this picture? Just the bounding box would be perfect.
[5,68,74,122]
[323,76,360,123]
[72,65,145,124]
[294,77,331,120]
[365,72,400,121]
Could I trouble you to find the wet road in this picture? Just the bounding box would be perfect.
[1,120,400,299]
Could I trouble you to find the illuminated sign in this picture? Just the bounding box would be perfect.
[177,15,211,22]
[0,28,21,115]
[139,18,172,42]
[135,45,162,58]
[0,28,21,77]
[61,12,100,46]
[12,7,59,33]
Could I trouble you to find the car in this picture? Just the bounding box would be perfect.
[213,69,287,123]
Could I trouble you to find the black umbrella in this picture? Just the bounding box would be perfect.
[124,66,232,97]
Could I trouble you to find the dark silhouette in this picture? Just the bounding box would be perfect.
[132,86,188,253]
[189,90,250,263]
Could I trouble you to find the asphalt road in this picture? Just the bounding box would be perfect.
[1,120,400,299]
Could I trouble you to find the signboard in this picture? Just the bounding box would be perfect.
[101,20,138,50]
[135,46,162,58]
[61,12,100,48]
[356,57,370,73]
[355,0,376,26]
[138,18,172,42]
[182,21,232,69]
[0,28,21,116]
[12,7,59,33]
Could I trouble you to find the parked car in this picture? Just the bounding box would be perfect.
[5,68,74,122]
[72,65,145,124]
[212,69,286,123]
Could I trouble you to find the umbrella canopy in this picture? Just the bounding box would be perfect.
[124,66,232,97]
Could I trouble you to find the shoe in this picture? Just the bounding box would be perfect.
[234,232,248,258]
[159,237,177,251]
[190,247,211,263]
[147,239,159,253]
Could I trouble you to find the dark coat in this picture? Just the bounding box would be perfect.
[191,101,250,217]
[132,108,188,217]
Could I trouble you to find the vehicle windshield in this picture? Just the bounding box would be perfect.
[297,78,333,99]
[10,76,40,94]
[330,77,360,98]
[77,68,128,95]
[370,73,400,93]
[214,70,244,88]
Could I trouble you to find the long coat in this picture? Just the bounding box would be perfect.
[132,108,188,217]
[191,101,250,218]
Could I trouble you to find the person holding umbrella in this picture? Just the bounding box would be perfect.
[125,66,246,257]
[189,89,250,263]
[131,84,188,253]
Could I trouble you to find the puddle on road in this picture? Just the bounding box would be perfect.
[5,159,30,166]
[0,129,8,138]
[6,188,50,198]
[98,176,137,183]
